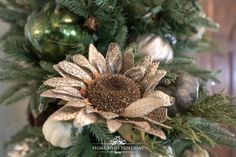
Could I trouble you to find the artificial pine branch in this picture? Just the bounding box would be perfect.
[188,118,236,147]
[159,71,179,86]
[56,0,93,16]
[6,126,43,146]
[39,61,57,74]
[0,82,28,105]
[0,9,27,24]
[114,26,128,48]
[69,132,95,157]
[194,17,219,31]
[191,93,236,127]
[89,124,113,143]
[2,37,39,63]
[94,0,111,8]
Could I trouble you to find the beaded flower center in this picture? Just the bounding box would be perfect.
[87,74,141,113]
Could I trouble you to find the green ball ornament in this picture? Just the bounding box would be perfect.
[25,4,92,62]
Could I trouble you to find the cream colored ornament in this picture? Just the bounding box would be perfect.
[42,115,75,148]
[137,34,173,62]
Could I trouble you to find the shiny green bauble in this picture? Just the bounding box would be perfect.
[25,3,92,62]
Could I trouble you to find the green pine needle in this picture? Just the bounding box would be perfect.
[191,93,236,127]
[89,124,113,143]
[188,118,236,147]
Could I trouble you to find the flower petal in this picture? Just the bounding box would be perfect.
[44,77,86,89]
[144,70,167,94]
[107,119,122,133]
[53,65,71,78]
[66,99,89,108]
[134,126,166,140]
[121,97,172,118]
[145,90,175,105]
[85,106,119,120]
[99,111,119,120]
[88,44,106,74]
[74,109,97,128]
[58,61,93,84]
[118,124,133,142]
[140,62,160,91]
[52,86,83,98]
[124,66,146,81]
[51,105,81,121]
[41,90,79,102]
[146,108,168,123]
[85,105,97,114]
[140,56,153,68]
[118,120,150,130]
[106,43,122,74]
[72,54,99,78]
[141,115,171,129]
[120,48,134,74]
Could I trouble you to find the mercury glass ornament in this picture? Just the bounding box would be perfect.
[25,3,92,62]
[157,72,199,116]
[137,34,173,62]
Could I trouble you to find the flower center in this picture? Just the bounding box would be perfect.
[87,74,141,113]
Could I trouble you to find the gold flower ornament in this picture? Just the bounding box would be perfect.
[41,43,175,148]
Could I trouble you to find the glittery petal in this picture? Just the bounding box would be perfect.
[73,109,97,128]
[118,124,133,142]
[44,77,86,89]
[52,86,83,98]
[124,66,146,81]
[144,70,167,94]
[140,56,153,68]
[141,114,171,129]
[58,61,93,84]
[72,54,99,78]
[99,111,119,120]
[145,90,175,105]
[106,43,122,74]
[140,62,160,90]
[120,48,134,74]
[85,105,97,114]
[51,105,82,121]
[41,90,79,102]
[65,99,89,108]
[121,97,172,118]
[118,120,150,130]
[107,119,122,133]
[53,65,71,78]
[85,106,119,120]
[88,44,106,74]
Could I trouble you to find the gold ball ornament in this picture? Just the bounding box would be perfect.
[25,3,92,62]
[137,34,173,62]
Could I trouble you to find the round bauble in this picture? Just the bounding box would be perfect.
[137,34,173,62]
[157,72,199,116]
[25,3,92,62]
[42,115,74,148]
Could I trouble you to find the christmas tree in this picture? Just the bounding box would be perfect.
[0,0,236,157]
